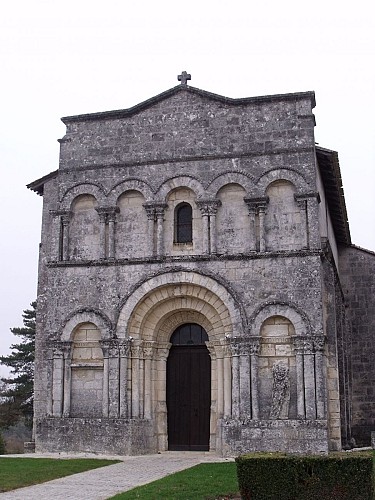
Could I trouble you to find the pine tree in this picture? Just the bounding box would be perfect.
[0,302,36,429]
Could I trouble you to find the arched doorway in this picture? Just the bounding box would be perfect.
[167,323,211,451]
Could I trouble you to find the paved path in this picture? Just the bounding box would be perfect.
[0,452,233,499]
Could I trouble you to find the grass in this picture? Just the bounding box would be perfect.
[0,457,120,492]
[109,462,239,500]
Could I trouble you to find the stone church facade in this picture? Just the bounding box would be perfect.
[28,74,374,456]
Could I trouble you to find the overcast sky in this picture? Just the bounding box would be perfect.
[0,0,374,376]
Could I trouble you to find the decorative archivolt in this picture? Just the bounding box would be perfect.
[253,168,311,196]
[205,171,255,197]
[60,309,113,341]
[249,302,312,337]
[116,270,244,340]
[155,175,205,200]
[60,182,106,208]
[107,178,154,205]
[129,291,227,342]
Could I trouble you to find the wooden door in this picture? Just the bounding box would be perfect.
[167,342,211,451]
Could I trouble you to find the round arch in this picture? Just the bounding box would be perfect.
[206,171,255,197]
[156,175,205,200]
[61,309,112,341]
[116,270,244,339]
[60,183,106,208]
[107,178,154,204]
[254,168,311,196]
[249,302,312,337]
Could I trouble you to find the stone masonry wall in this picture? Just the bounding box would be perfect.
[32,88,341,455]
[339,246,375,446]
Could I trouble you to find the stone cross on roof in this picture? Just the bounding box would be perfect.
[178,71,191,85]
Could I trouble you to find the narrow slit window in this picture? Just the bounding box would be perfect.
[175,203,193,243]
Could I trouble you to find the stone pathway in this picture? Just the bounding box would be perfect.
[0,452,234,499]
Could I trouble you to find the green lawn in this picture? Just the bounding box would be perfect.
[0,457,120,492]
[110,462,239,500]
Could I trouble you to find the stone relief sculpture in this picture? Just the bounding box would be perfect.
[270,362,290,419]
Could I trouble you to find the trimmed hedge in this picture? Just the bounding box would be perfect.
[235,451,374,500]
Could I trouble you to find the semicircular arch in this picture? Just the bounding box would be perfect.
[156,176,205,200]
[249,302,311,337]
[254,168,311,196]
[61,309,112,341]
[60,183,106,209]
[129,292,226,342]
[206,171,255,197]
[116,271,244,339]
[108,178,154,204]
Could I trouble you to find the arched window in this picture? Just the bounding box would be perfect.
[174,202,193,243]
[170,323,209,345]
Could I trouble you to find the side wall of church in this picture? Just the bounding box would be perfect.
[338,246,375,446]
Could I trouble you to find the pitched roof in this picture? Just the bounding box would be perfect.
[316,146,351,245]
[27,169,58,196]
[61,85,316,124]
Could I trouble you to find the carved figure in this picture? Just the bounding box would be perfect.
[270,362,290,419]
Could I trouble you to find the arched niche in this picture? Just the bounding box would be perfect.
[69,194,100,261]
[116,190,148,258]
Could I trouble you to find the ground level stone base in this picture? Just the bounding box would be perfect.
[35,418,156,455]
[217,419,329,456]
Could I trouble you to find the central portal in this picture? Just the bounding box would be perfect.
[167,323,211,451]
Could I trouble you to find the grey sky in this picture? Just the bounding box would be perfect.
[1,0,374,376]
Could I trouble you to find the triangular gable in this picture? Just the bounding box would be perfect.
[61,85,315,124]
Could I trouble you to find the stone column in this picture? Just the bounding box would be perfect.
[119,339,132,418]
[215,343,224,418]
[100,340,110,418]
[61,341,72,417]
[155,343,171,451]
[304,193,321,249]
[238,339,251,419]
[46,347,54,416]
[295,197,309,249]
[108,341,120,418]
[303,338,317,419]
[61,212,71,261]
[244,197,268,252]
[258,205,267,252]
[292,336,306,419]
[131,344,142,418]
[143,342,155,420]
[207,200,221,254]
[107,208,119,260]
[249,338,260,419]
[96,208,108,260]
[49,211,63,261]
[314,334,326,419]
[143,205,155,256]
[229,338,241,418]
[197,203,210,255]
[52,345,64,417]
[245,203,257,252]
[223,341,232,417]
[155,204,168,257]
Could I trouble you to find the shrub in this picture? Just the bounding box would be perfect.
[235,451,374,500]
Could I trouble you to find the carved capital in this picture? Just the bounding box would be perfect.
[100,339,119,357]
[154,342,172,361]
[313,335,326,352]
[244,196,269,215]
[118,338,133,357]
[248,337,261,355]
[292,336,315,355]
[143,203,156,221]
[196,199,221,217]
[142,341,156,360]
[61,212,72,226]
